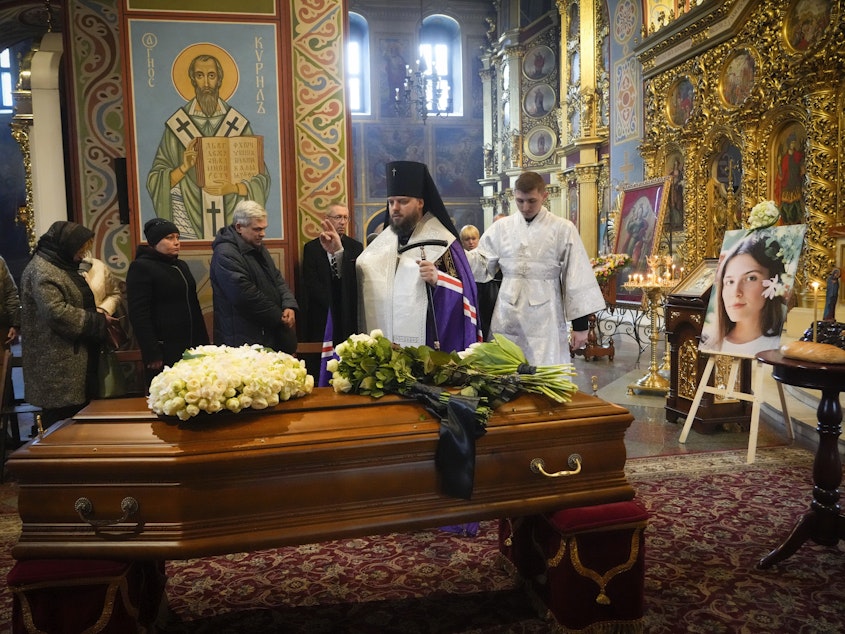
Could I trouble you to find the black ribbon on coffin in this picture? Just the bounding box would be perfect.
[405,383,487,500]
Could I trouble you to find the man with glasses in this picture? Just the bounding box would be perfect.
[301,203,364,350]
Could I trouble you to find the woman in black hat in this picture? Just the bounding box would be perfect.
[127,218,209,387]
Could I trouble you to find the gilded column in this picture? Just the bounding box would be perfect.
[576,164,601,253]
[803,86,838,293]
[10,121,36,252]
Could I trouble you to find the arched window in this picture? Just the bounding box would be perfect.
[1,49,13,114]
[419,15,460,116]
[347,13,369,115]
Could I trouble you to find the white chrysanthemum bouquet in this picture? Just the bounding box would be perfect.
[747,200,780,230]
[148,344,314,421]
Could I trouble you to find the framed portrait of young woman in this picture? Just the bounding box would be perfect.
[699,224,807,358]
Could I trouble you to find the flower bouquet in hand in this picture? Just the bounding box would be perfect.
[148,344,314,421]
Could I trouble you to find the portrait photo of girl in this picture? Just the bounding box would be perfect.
[700,224,806,358]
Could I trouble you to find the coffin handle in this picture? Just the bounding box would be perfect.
[74,496,139,527]
[530,454,582,478]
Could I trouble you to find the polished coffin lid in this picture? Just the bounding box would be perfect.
[8,388,634,560]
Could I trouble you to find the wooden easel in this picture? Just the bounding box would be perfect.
[679,353,793,463]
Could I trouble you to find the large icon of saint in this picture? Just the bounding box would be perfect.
[146,43,270,240]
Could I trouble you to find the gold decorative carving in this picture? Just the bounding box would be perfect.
[596,157,610,251]
[594,0,610,135]
[511,132,522,168]
[10,120,36,253]
[678,339,698,400]
[637,1,844,304]
[575,164,600,185]
[690,313,701,325]
[713,354,739,402]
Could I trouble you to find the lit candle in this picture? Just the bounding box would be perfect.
[680,267,684,278]
[672,264,677,279]
[812,281,820,342]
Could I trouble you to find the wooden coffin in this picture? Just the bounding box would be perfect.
[8,389,634,560]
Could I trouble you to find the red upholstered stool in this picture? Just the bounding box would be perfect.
[7,559,166,634]
[501,500,649,633]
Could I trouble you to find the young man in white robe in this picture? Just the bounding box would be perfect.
[466,171,605,366]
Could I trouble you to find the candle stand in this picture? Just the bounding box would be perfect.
[625,256,678,395]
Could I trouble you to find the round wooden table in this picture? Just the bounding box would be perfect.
[756,350,845,568]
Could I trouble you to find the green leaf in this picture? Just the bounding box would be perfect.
[492,334,528,363]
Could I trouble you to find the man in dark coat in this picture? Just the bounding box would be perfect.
[300,202,363,345]
[210,200,298,353]
[127,218,209,386]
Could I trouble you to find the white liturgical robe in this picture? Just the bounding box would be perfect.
[468,208,605,365]
[357,212,453,346]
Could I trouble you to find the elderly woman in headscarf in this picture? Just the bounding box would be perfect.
[20,221,119,428]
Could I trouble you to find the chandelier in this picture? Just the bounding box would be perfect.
[393,0,452,123]
[393,59,450,123]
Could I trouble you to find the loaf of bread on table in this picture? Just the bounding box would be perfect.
[780,340,845,364]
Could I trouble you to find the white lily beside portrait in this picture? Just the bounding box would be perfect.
[148,344,314,421]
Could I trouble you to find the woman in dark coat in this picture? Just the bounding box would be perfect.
[20,221,117,427]
[127,218,209,387]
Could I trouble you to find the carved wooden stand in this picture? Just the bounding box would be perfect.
[571,276,616,362]
[572,314,614,361]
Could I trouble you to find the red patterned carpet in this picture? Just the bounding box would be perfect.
[629,447,845,633]
[2,446,845,633]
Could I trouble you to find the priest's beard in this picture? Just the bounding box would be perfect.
[390,210,423,241]
[196,86,220,117]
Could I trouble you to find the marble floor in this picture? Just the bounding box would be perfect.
[567,332,817,460]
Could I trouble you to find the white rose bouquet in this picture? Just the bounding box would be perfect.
[327,330,579,419]
[148,344,314,421]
